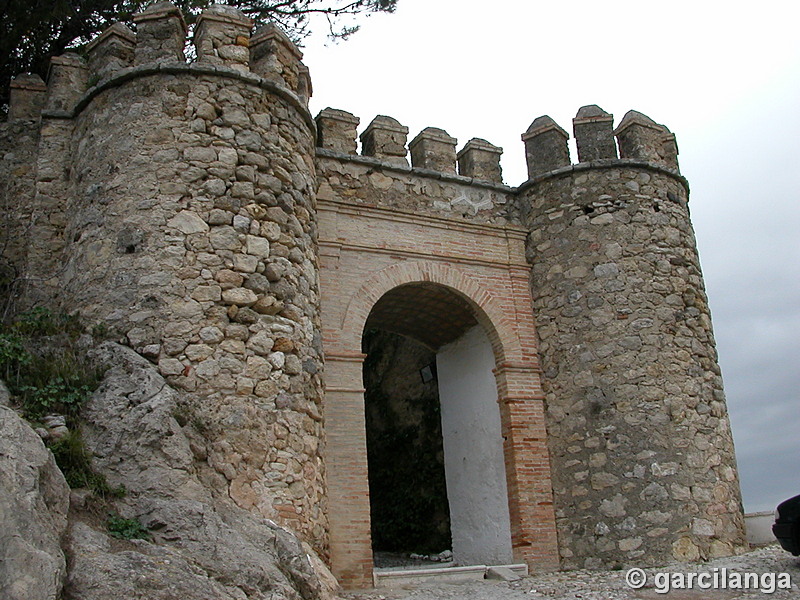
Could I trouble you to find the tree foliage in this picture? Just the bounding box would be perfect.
[0,0,397,114]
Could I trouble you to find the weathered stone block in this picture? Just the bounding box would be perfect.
[86,22,136,81]
[456,137,503,183]
[573,105,617,162]
[614,110,680,171]
[522,115,570,178]
[194,5,253,72]
[409,127,457,174]
[168,210,209,234]
[360,115,409,165]
[316,108,359,155]
[8,74,47,121]
[297,64,312,103]
[250,23,303,91]
[44,54,88,113]
[132,1,187,66]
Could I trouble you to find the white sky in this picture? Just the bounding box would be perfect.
[301,0,800,513]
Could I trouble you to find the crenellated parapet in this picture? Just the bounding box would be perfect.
[315,105,679,187]
[6,2,312,126]
[522,106,680,179]
[315,110,511,230]
[318,110,505,185]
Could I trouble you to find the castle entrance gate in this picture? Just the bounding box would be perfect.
[362,283,514,568]
[317,197,560,587]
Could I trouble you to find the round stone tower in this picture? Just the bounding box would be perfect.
[518,106,747,568]
[36,3,327,553]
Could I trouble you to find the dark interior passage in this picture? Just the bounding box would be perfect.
[362,328,451,554]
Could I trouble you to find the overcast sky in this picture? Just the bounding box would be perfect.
[301,0,800,513]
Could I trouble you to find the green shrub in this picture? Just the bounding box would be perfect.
[18,378,94,418]
[0,308,105,419]
[90,322,111,340]
[0,332,31,381]
[11,307,82,337]
[106,514,150,540]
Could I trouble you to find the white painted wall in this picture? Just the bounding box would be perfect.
[745,512,777,546]
[436,325,514,565]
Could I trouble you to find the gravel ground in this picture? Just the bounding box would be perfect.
[344,545,799,599]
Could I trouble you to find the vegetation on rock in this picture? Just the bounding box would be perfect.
[0,307,103,418]
[50,430,125,497]
[0,307,117,496]
[106,513,151,540]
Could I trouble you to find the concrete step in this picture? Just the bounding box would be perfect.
[373,563,528,587]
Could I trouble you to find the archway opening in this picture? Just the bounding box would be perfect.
[362,282,514,567]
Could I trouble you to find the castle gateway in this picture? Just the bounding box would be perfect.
[1,2,747,589]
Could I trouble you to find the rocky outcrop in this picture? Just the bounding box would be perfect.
[0,404,69,600]
[0,340,338,599]
[64,341,339,600]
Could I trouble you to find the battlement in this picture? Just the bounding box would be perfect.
[315,105,680,188]
[316,108,505,184]
[523,105,680,178]
[5,2,310,123]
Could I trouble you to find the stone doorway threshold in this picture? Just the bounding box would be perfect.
[373,563,528,587]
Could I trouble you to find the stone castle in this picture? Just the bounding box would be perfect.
[0,1,748,590]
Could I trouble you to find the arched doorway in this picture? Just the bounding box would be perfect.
[321,258,559,588]
[362,282,514,566]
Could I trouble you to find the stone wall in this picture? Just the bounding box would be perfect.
[0,119,40,309]
[315,109,512,226]
[0,74,46,312]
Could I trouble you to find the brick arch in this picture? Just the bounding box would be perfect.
[325,258,559,587]
[339,260,518,364]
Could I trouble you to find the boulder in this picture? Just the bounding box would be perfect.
[0,403,69,600]
[67,521,243,600]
